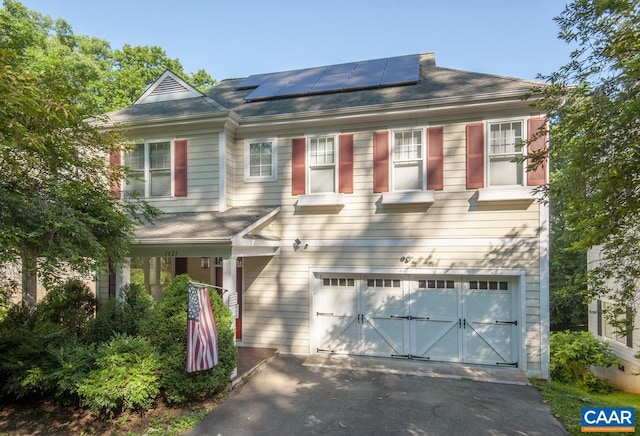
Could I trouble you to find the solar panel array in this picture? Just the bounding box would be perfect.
[235,54,420,101]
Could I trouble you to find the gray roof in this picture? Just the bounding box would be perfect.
[135,206,279,242]
[106,52,543,125]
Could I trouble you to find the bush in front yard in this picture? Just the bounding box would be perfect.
[550,330,618,390]
[142,274,238,404]
[77,334,160,415]
[85,283,154,343]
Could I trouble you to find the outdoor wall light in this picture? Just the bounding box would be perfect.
[294,238,308,249]
[295,238,302,245]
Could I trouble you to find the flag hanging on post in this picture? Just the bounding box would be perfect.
[186,283,219,373]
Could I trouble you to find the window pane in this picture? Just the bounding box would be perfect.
[126,144,145,171]
[393,162,423,190]
[125,170,145,197]
[150,169,171,197]
[149,142,170,169]
[249,142,273,177]
[309,167,335,193]
[489,122,523,186]
[489,157,523,186]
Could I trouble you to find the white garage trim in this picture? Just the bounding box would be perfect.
[309,267,527,371]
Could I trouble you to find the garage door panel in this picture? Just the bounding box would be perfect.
[362,289,405,317]
[465,291,511,322]
[315,287,357,316]
[412,288,458,318]
[465,323,514,365]
[413,320,460,361]
[315,316,359,354]
[362,318,405,356]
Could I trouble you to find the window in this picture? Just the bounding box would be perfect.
[488,121,524,186]
[601,301,632,346]
[245,138,277,182]
[125,140,172,197]
[392,129,424,191]
[308,136,336,194]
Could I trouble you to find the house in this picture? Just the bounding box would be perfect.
[100,52,550,379]
[587,246,640,392]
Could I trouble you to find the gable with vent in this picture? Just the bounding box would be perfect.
[135,70,202,104]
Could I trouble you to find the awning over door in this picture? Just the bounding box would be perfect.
[130,206,281,258]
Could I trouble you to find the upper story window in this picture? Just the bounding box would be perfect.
[308,135,336,194]
[245,138,277,182]
[392,129,424,191]
[487,120,524,186]
[125,140,172,197]
[600,300,633,347]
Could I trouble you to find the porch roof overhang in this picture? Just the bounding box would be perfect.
[130,206,281,258]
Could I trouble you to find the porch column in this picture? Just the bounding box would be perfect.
[149,257,162,301]
[221,256,236,300]
[115,258,130,300]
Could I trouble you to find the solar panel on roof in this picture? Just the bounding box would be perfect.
[344,58,387,89]
[240,54,420,101]
[381,54,420,85]
[235,73,273,89]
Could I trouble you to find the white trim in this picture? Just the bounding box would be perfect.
[381,190,434,205]
[308,268,527,370]
[477,187,537,202]
[219,132,227,212]
[306,133,339,194]
[244,137,278,182]
[296,193,345,207]
[539,198,550,378]
[134,71,202,104]
[288,237,538,248]
[390,126,427,192]
[124,139,174,199]
[485,117,526,188]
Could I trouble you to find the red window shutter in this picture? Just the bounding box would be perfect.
[109,151,121,199]
[427,127,444,191]
[174,139,188,197]
[339,134,354,194]
[466,124,485,189]
[373,131,389,193]
[291,137,306,195]
[527,118,547,186]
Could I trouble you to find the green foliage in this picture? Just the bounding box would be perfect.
[142,275,238,404]
[86,283,154,343]
[550,331,618,390]
[36,279,96,335]
[533,0,640,322]
[77,334,160,415]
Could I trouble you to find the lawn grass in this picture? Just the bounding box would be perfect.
[532,379,640,435]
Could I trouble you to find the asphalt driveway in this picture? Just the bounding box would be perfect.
[187,355,566,436]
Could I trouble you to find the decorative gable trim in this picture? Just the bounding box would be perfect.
[134,71,202,105]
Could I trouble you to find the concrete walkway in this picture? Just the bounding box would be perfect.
[188,354,566,436]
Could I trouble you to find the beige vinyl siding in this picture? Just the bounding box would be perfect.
[140,133,220,213]
[242,242,543,365]
[234,117,545,369]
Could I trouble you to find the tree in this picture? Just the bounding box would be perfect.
[532,0,640,332]
[0,0,159,302]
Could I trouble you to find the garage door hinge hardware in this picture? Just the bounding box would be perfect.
[459,318,467,328]
[316,312,334,316]
[496,362,518,367]
[391,354,431,361]
[494,320,517,326]
[317,348,335,353]
[390,315,431,321]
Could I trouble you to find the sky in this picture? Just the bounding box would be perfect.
[18,0,574,82]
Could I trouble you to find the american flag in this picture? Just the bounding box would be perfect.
[186,283,219,373]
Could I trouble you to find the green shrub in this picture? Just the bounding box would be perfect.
[77,334,160,415]
[142,274,238,404]
[86,283,154,343]
[36,279,97,335]
[550,330,618,390]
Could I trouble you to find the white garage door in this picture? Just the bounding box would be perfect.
[313,275,519,367]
